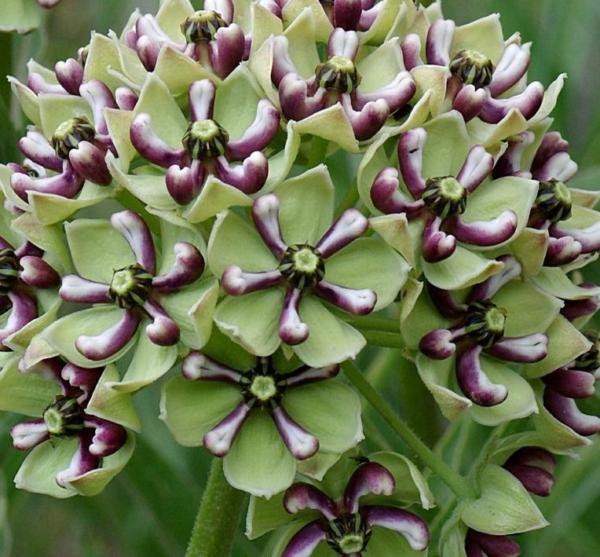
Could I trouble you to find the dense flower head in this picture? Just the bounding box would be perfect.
[0,0,599,555]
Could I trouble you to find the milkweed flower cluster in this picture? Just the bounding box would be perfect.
[0,0,599,555]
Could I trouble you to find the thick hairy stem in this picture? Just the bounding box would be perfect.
[185,459,247,557]
[342,360,476,499]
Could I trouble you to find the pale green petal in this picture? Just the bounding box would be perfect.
[1,0,42,33]
[246,492,297,540]
[264,121,302,192]
[283,6,320,77]
[294,104,359,153]
[524,316,591,379]
[207,210,278,276]
[281,0,332,42]
[469,356,537,426]
[325,238,408,311]
[156,0,194,40]
[510,227,548,277]
[421,112,470,179]
[0,355,59,416]
[8,77,40,127]
[105,108,136,172]
[358,38,405,93]
[461,465,548,535]
[65,218,136,283]
[493,281,562,337]
[283,380,363,453]
[357,132,393,215]
[4,297,62,353]
[531,267,600,300]
[215,289,284,357]
[224,410,297,498]
[452,14,505,62]
[38,94,92,139]
[297,452,342,481]
[365,526,428,557]
[370,214,416,268]
[400,289,449,350]
[294,297,366,367]
[184,175,253,223]
[160,375,242,446]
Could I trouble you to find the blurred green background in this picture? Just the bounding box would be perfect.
[0,1,599,555]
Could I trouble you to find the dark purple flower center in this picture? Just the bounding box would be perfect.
[109,265,153,309]
[326,513,372,555]
[449,49,494,89]
[422,176,468,218]
[536,179,572,223]
[316,56,361,93]
[0,248,20,296]
[574,336,600,371]
[278,244,325,289]
[51,116,96,159]
[465,301,507,348]
[183,119,229,160]
[181,10,228,43]
[240,358,285,407]
[43,396,85,437]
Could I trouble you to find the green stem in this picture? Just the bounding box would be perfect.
[185,459,246,557]
[345,315,400,333]
[342,361,475,499]
[359,330,404,349]
[307,136,329,167]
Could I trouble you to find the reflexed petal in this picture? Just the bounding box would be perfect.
[316,209,368,259]
[272,405,319,460]
[59,275,111,304]
[490,43,531,97]
[479,82,544,123]
[370,167,425,217]
[19,256,60,288]
[543,390,600,436]
[450,210,517,247]
[456,145,494,193]
[56,431,101,488]
[280,288,309,345]
[422,216,457,262]
[0,291,38,346]
[363,506,429,551]
[215,152,268,194]
[152,242,204,292]
[398,128,427,197]
[281,521,327,557]
[130,113,186,168]
[426,19,455,66]
[227,99,280,160]
[283,483,336,519]
[11,161,85,200]
[11,419,49,450]
[188,80,216,122]
[314,281,376,315]
[252,194,288,259]
[142,299,180,346]
[457,346,508,406]
[203,402,252,457]
[182,351,243,383]
[344,463,395,513]
[487,334,548,363]
[110,210,156,274]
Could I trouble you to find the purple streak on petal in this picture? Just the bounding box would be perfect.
[531,132,570,177]
[11,419,49,450]
[327,28,359,59]
[79,80,117,135]
[452,84,487,122]
[279,288,309,345]
[358,2,383,31]
[272,405,319,460]
[215,152,268,194]
[271,36,298,86]
[419,328,463,360]
[422,216,457,262]
[152,243,204,293]
[10,161,85,201]
[59,275,111,304]
[450,210,517,247]
[203,401,252,456]
[505,447,556,495]
[284,483,336,519]
[551,220,600,254]
[398,128,427,198]
[534,151,578,183]
[342,95,389,141]
[210,24,246,78]
[205,0,234,23]
[466,531,521,557]
[136,35,162,71]
[19,256,60,288]
[489,43,531,97]
[166,161,205,205]
[428,285,468,318]
[363,506,429,551]
[562,291,600,321]
[61,363,101,404]
[0,291,37,345]
[111,210,156,274]
[316,208,368,258]
[83,416,127,457]
[75,309,139,361]
[457,345,508,406]
[115,87,139,111]
[130,113,187,168]
[426,19,455,66]
[493,131,535,179]
[344,462,395,514]
[353,72,416,113]
[226,100,280,160]
[314,280,376,315]
[69,141,111,185]
[281,364,339,387]
[15,241,42,258]
[333,0,362,30]
[142,299,180,346]
[488,333,548,363]
[456,145,494,192]
[281,521,327,557]
[27,72,67,95]
[56,431,101,487]
[479,81,544,124]
[182,351,243,383]
[278,73,328,121]
[370,167,425,217]
[401,34,423,71]
[19,129,63,172]
[468,255,522,302]
[544,235,582,266]
[257,0,281,18]
[252,194,288,259]
[543,369,595,399]
[188,80,216,122]
[544,389,600,436]
[221,266,282,295]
